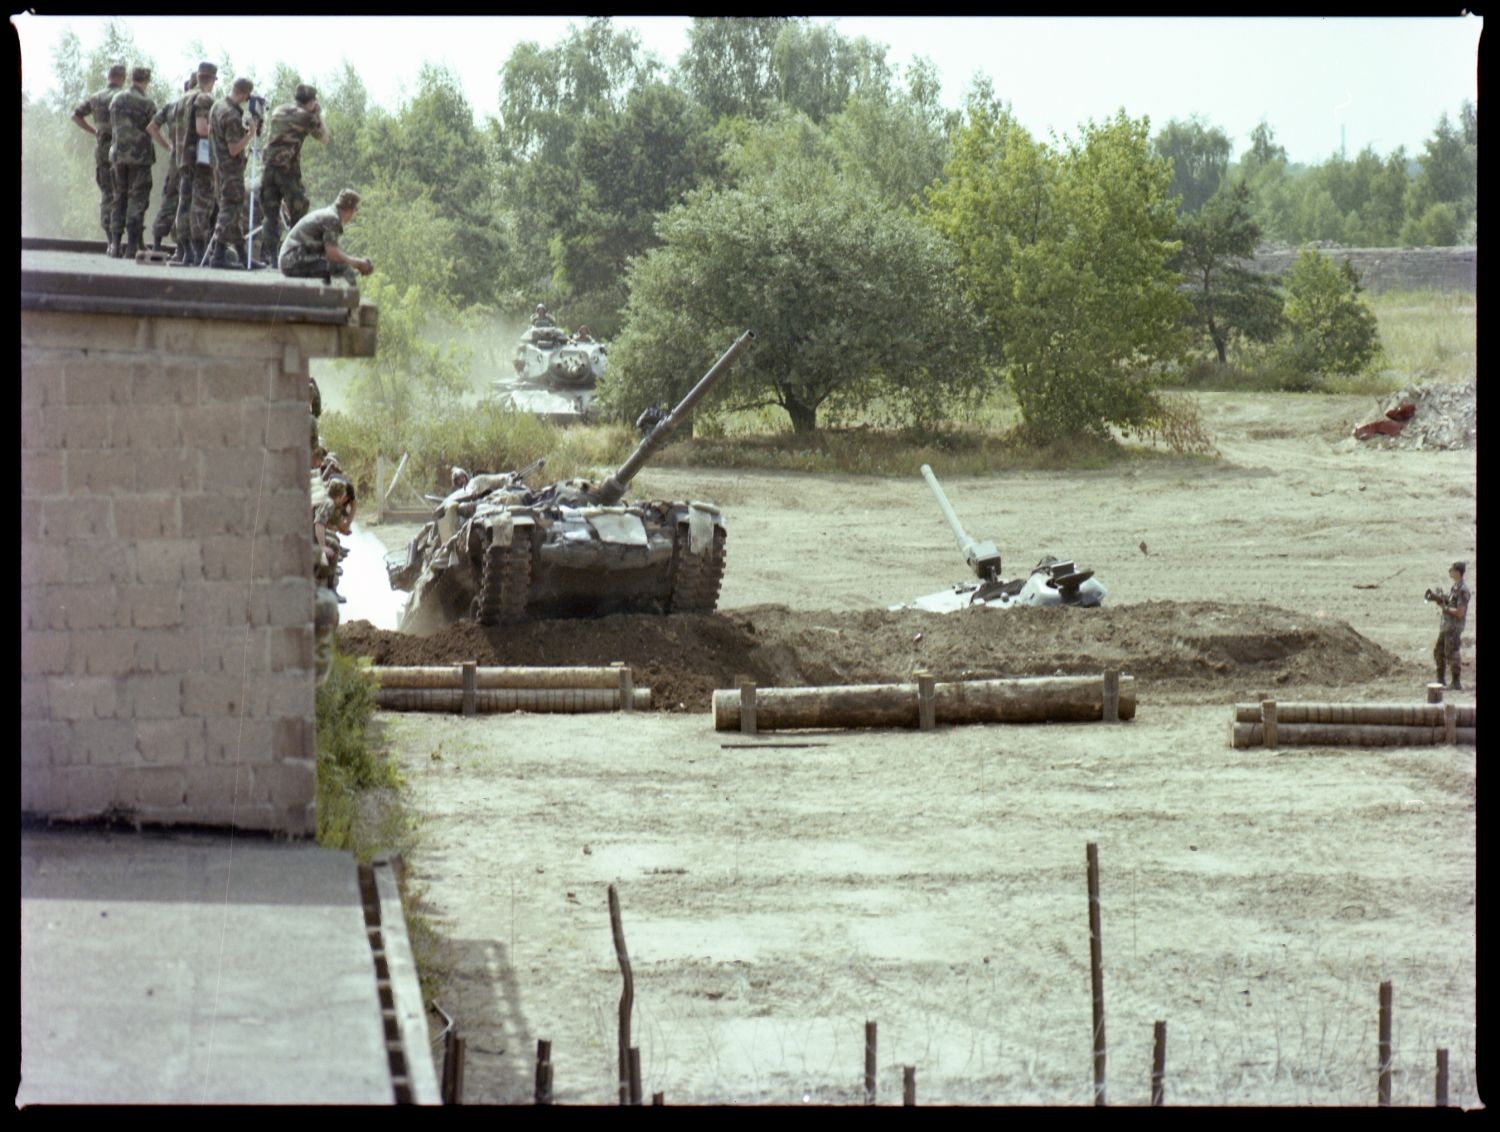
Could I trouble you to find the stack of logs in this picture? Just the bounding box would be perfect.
[374,663,648,714]
[1231,695,1475,749]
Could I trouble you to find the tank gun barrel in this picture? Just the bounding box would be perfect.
[595,329,755,505]
[920,464,1002,581]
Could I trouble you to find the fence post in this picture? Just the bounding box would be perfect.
[1102,668,1120,723]
[1151,1020,1166,1106]
[864,1020,877,1105]
[1087,842,1107,1106]
[1378,981,1393,1106]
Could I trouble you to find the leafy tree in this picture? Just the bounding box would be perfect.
[1277,247,1380,377]
[1173,181,1283,364]
[925,111,1189,441]
[770,19,893,124]
[1399,201,1461,247]
[609,118,981,434]
[1406,108,1476,239]
[1154,116,1231,214]
[677,16,789,122]
[827,57,957,212]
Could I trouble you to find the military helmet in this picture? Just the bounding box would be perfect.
[197,61,218,78]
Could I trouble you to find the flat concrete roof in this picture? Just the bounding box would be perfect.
[19,828,436,1105]
[21,241,376,339]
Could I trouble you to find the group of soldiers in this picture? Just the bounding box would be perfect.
[72,60,373,283]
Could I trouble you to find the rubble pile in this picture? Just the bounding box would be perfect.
[1354,379,1476,450]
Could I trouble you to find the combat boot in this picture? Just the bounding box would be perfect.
[208,242,229,270]
[1449,664,1462,691]
[151,233,165,253]
[123,223,142,261]
[106,234,122,258]
[262,217,280,269]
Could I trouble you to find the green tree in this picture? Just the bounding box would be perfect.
[610,118,980,434]
[1154,116,1231,214]
[1278,247,1380,377]
[770,19,892,124]
[1406,108,1476,239]
[925,111,1189,441]
[827,57,957,212]
[1173,181,1284,364]
[677,16,789,122]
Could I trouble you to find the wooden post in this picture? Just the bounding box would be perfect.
[917,671,936,732]
[1102,668,1120,724]
[652,1091,665,1106]
[449,1034,465,1104]
[864,1020,877,1105]
[1378,981,1393,1106]
[1443,702,1458,745]
[739,677,758,737]
[461,661,477,717]
[1427,682,1445,705]
[628,1046,643,1105]
[1436,1048,1449,1107]
[375,453,386,524]
[903,1065,916,1106]
[613,662,634,713]
[1151,1020,1166,1106]
[1087,842,1107,1106]
[534,1038,551,1104]
[1261,699,1278,750]
[609,885,634,1106]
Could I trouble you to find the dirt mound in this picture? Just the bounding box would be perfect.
[1352,379,1476,450]
[338,601,1406,710]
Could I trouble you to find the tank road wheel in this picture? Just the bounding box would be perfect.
[475,528,532,625]
[666,523,726,614]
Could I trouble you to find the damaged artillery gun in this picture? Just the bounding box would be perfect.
[899,464,1107,612]
[388,330,756,635]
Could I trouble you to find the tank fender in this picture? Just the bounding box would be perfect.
[477,511,535,548]
[685,501,717,554]
[582,508,649,547]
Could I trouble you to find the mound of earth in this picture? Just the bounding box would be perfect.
[338,601,1405,711]
[1352,378,1476,450]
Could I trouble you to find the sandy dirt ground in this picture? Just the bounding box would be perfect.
[348,392,1477,1106]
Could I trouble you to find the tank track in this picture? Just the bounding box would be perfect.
[666,523,726,614]
[474,528,532,625]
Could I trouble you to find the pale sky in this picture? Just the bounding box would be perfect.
[13,14,1482,165]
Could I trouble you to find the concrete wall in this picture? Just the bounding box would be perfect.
[20,311,347,834]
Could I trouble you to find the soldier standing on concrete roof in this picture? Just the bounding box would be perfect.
[279,188,373,285]
[172,62,219,267]
[107,67,158,262]
[257,83,329,269]
[1434,560,1471,691]
[145,73,195,256]
[208,77,263,270]
[70,62,128,256]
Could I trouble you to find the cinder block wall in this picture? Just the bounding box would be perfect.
[20,312,341,834]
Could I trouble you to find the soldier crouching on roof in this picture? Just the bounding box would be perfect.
[71,62,127,255]
[280,188,373,285]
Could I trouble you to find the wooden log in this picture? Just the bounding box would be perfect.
[1231,721,1477,748]
[1103,668,1120,723]
[712,674,1137,732]
[1427,683,1445,705]
[1233,702,1476,727]
[1262,699,1278,750]
[903,1065,916,1106]
[374,665,631,689]
[376,687,651,713]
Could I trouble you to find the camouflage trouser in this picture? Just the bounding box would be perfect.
[110,164,153,234]
[177,164,217,243]
[94,161,114,237]
[258,164,310,261]
[151,160,181,240]
[214,166,248,246]
[281,247,357,285]
[1434,623,1463,676]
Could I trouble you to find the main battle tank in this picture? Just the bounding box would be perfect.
[897,464,1107,612]
[491,309,609,423]
[392,330,756,636]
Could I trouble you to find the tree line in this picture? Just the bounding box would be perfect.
[22,17,1474,439]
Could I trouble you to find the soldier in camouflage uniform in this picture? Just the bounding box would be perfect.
[1433,561,1471,691]
[258,83,328,268]
[70,63,127,255]
[279,188,373,285]
[107,67,157,261]
[173,62,219,267]
[208,77,262,269]
[145,73,196,254]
